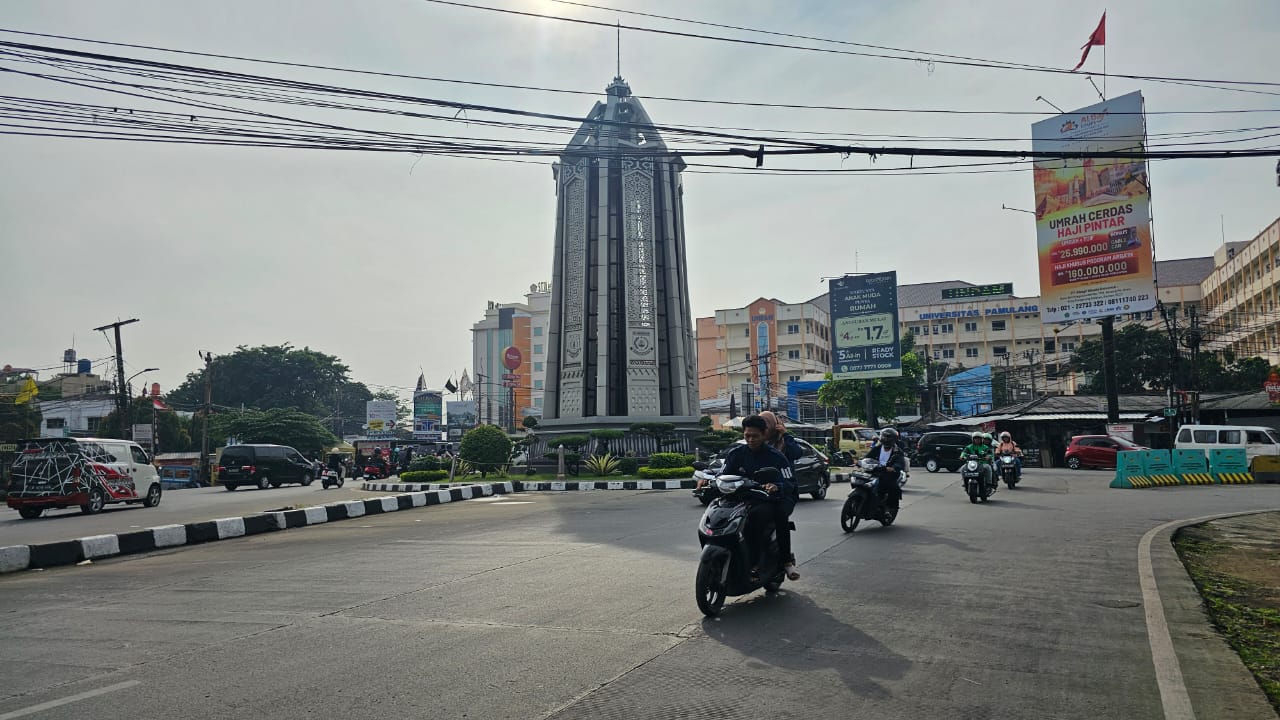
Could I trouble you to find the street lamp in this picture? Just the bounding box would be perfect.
[126,368,159,397]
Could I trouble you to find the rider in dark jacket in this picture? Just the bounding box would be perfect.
[719,414,795,582]
[864,428,908,508]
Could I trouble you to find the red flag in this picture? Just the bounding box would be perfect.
[1072,12,1106,71]
[153,397,169,411]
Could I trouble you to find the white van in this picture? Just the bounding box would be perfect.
[1174,425,1280,462]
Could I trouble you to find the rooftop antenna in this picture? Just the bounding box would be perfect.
[1085,75,1105,102]
[616,20,621,78]
[1035,96,1065,113]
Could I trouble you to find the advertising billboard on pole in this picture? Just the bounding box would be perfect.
[828,271,901,380]
[446,400,478,429]
[413,390,443,438]
[1032,91,1157,323]
[365,400,397,436]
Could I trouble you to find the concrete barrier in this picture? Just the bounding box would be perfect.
[1110,450,1149,489]
[1210,448,1253,484]
[1251,455,1280,484]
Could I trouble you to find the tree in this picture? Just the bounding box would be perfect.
[0,397,41,443]
[695,428,741,455]
[459,424,512,478]
[100,396,191,452]
[169,344,360,418]
[210,408,336,456]
[1070,325,1274,393]
[817,334,926,423]
[522,415,539,430]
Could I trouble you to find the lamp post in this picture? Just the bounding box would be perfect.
[124,368,158,449]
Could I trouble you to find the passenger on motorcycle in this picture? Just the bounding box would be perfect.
[962,432,994,486]
[864,428,908,510]
[759,411,802,580]
[995,431,1023,478]
[369,447,389,475]
[719,414,795,583]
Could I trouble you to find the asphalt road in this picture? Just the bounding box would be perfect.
[0,482,380,546]
[0,469,1276,719]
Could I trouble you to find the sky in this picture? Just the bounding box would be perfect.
[2,0,1277,406]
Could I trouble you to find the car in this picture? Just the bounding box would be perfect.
[915,431,975,473]
[1063,435,1147,470]
[1174,424,1280,462]
[217,444,317,490]
[692,437,831,505]
[6,437,163,519]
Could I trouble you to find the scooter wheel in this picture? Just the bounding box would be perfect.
[841,495,863,533]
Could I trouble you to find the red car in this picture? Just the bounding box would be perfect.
[1063,435,1146,470]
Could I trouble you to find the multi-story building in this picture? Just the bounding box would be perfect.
[470,282,551,428]
[1201,217,1280,364]
[695,258,1215,409]
[696,296,831,411]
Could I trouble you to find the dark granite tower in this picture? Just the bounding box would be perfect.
[541,76,698,428]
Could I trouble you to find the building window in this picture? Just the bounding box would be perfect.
[86,417,103,432]
[787,350,800,359]
[787,324,800,334]
[1062,342,1076,353]
[933,350,941,360]
[534,362,544,372]
[991,320,1007,331]
[744,328,750,336]
[1044,339,1056,354]
[46,418,65,429]
[942,349,955,359]
[534,344,543,354]
[534,379,543,389]
[964,322,978,332]
[789,375,800,383]
[745,353,751,361]
[534,397,543,408]
[934,323,954,334]
[993,346,1007,356]
[965,348,979,358]
[534,326,543,337]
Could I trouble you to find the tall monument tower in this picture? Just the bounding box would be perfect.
[541,76,699,428]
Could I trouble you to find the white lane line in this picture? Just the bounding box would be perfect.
[0,680,140,719]
[1138,508,1280,720]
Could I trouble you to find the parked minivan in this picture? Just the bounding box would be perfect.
[217,444,316,491]
[6,437,163,519]
[916,431,976,472]
[1174,425,1280,463]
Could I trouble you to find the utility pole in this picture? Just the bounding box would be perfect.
[1022,349,1041,399]
[1182,306,1203,423]
[762,354,771,413]
[1100,317,1120,423]
[864,380,877,430]
[198,351,214,484]
[92,318,139,438]
[1159,301,1182,428]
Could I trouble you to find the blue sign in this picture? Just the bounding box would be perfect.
[829,271,901,380]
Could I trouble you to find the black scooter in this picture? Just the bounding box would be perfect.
[961,453,997,503]
[695,467,793,617]
[996,452,1019,489]
[840,458,900,533]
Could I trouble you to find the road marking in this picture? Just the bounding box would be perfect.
[1139,508,1280,720]
[0,681,140,719]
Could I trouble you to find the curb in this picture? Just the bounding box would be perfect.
[0,483,515,575]
[362,479,698,492]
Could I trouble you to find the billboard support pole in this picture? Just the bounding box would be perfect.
[1101,316,1120,423]
[864,380,877,430]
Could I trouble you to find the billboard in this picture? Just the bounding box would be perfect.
[365,400,397,434]
[446,400,478,429]
[413,391,443,438]
[1032,91,1156,323]
[828,271,901,380]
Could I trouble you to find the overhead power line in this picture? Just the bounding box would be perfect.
[423,0,1280,91]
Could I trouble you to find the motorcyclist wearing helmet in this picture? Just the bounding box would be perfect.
[995,431,1023,478]
[962,431,994,486]
[370,446,388,475]
[759,411,802,581]
[864,428,909,510]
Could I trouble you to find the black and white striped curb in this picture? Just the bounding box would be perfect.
[363,479,698,492]
[0,483,514,575]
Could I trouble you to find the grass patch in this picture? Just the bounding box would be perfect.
[1174,523,1280,711]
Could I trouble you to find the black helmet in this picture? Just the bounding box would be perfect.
[880,428,899,444]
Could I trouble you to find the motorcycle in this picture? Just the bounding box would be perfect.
[840,458,901,533]
[362,464,391,481]
[694,467,793,617]
[320,468,344,489]
[997,452,1019,489]
[691,459,723,506]
[961,454,996,504]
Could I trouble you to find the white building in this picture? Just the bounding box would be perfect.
[38,397,117,438]
[1201,217,1280,364]
[470,282,551,428]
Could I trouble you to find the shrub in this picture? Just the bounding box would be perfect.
[583,453,620,477]
[522,415,539,429]
[629,422,676,434]
[699,415,714,429]
[407,456,443,472]
[637,466,695,479]
[460,425,512,478]
[617,457,640,475]
[550,434,589,450]
[453,458,474,477]
[401,470,449,483]
[695,429,741,454]
[648,452,695,469]
[590,428,625,440]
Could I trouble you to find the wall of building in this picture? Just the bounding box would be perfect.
[470,284,552,428]
[1202,218,1280,363]
[38,397,116,437]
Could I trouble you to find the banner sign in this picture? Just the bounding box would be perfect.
[829,271,901,380]
[1265,371,1280,406]
[446,400,478,429]
[366,400,397,431]
[1032,91,1157,323]
[941,283,1013,300]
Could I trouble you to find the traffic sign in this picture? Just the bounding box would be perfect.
[1162,407,1178,417]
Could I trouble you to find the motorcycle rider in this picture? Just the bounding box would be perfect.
[369,447,389,477]
[759,411,802,581]
[864,428,908,512]
[717,414,795,583]
[962,431,993,489]
[995,431,1023,479]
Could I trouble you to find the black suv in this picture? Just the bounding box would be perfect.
[217,444,316,491]
[915,431,975,473]
[693,437,831,504]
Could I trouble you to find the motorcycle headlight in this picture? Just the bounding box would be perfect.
[716,477,744,493]
[966,460,978,471]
